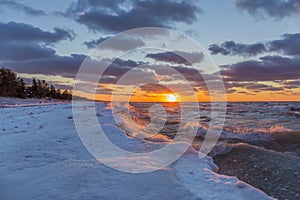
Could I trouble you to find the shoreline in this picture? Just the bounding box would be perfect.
[0,97,70,108]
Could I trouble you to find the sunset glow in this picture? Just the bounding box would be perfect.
[0,0,299,103]
[166,94,178,102]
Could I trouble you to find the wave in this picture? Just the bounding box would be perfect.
[287,111,300,117]
[96,103,275,199]
[102,102,300,152]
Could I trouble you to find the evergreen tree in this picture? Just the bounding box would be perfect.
[0,68,18,96]
[50,85,56,98]
[16,78,26,98]
[41,80,49,97]
[31,78,38,98]
[0,68,72,100]
[56,89,61,99]
[62,89,72,100]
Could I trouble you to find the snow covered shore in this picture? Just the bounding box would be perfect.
[0,97,67,107]
[0,100,274,199]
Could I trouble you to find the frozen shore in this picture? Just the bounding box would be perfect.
[0,97,68,107]
[0,100,274,200]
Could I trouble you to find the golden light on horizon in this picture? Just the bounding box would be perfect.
[166,94,178,102]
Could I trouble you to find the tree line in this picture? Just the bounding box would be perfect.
[0,68,72,100]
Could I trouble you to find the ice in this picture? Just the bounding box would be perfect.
[0,97,66,107]
[0,100,275,199]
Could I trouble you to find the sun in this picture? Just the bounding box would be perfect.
[166,94,178,102]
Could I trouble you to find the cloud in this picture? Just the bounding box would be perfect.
[210,34,300,93]
[101,58,142,79]
[84,36,145,50]
[244,83,283,92]
[0,42,56,61]
[235,0,300,19]
[225,82,284,94]
[66,0,124,13]
[144,64,209,92]
[98,62,208,94]
[209,33,300,57]
[82,0,125,12]
[138,82,196,96]
[139,83,172,93]
[221,55,300,81]
[209,41,267,57]
[0,22,75,44]
[0,22,75,61]
[282,80,300,89]
[269,33,300,56]
[236,91,254,95]
[1,54,86,77]
[0,0,46,16]
[146,51,204,65]
[2,53,148,86]
[96,85,114,94]
[66,0,200,32]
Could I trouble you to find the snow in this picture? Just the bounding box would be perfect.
[0,97,66,108]
[0,100,275,199]
[174,153,274,200]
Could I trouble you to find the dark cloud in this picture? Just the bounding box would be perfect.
[2,54,144,84]
[146,51,204,65]
[221,55,300,82]
[225,82,284,94]
[268,33,300,56]
[226,89,237,94]
[2,50,148,86]
[100,62,208,93]
[98,60,164,87]
[51,84,74,91]
[84,37,107,49]
[1,54,86,77]
[139,83,172,93]
[67,0,200,32]
[0,22,75,44]
[237,91,254,95]
[209,41,267,57]
[148,64,209,92]
[96,85,114,94]
[235,0,300,19]
[101,58,141,79]
[139,82,195,96]
[210,34,300,93]
[209,33,300,57]
[244,83,283,92]
[0,0,46,16]
[0,22,75,61]
[66,0,123,14]
[83,0,123,10]
[282,80,300,89]
[0,42,56,61]
[139,64,205,88]
[84,36,145,50]
[172,66,205,84]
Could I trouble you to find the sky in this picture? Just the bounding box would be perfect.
[0,0,300,102]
